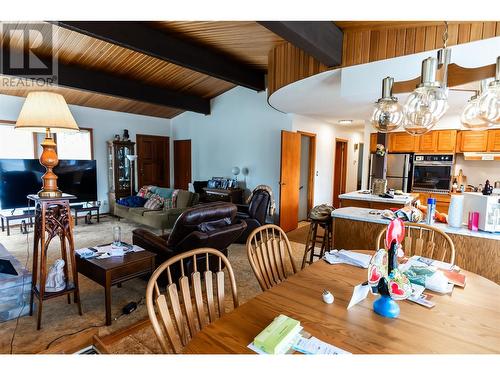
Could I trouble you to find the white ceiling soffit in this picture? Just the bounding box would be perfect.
[269,37,500,124]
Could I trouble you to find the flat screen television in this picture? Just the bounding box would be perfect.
[0,159,97,210]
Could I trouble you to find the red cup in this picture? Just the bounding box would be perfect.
[468,212,479,231]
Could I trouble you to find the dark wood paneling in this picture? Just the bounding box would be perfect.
[259,21,342,67]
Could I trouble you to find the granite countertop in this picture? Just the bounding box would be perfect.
[332,206,500,241]
[339,190,417,204]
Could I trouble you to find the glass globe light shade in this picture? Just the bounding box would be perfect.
[370,98,404,133]
[477,81,500,124]
[403,86,448,135]
[461,95,493,130]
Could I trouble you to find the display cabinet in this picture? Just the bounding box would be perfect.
[107,140,135,210]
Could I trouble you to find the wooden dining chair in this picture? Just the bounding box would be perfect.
[146,248,239,353]
[246,224,297,291]
[375,222,456,265]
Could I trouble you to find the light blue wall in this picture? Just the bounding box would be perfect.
[172,86,292,212]
[0,94,171,213]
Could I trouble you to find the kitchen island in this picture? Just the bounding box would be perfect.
[332,207,500,283]
[339,190,419,210]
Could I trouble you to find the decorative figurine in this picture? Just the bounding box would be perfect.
[45,259,66,292]
[375,143,386,157]
[482,180,493,195]
[114,134,120,141]
[122,129,130,141]
[368,218,411,318]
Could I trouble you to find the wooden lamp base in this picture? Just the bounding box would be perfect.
[38,131,62,198]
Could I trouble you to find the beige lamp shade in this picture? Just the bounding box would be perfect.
[15,91,79,133]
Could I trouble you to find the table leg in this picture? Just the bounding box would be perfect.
[104,274,112,326]
[6,219,10,236]
[29,229,40,316]
[74,210,78,226]
[97,209,100,223]
[1,217,4,232]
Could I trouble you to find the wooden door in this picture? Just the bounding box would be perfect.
[136,134,170,188]
[333,139,348,209]
[279,131,301,232]
[173,140,192,190]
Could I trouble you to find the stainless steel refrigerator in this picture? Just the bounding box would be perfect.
[369,153,413,192]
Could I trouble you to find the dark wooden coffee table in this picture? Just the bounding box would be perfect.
[75,250,156,325]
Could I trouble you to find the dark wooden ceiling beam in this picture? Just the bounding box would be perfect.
[1,47,210,114]
[53,21,265,91]
[258,21,343,67]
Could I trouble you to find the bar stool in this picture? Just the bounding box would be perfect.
[301,213,333,269]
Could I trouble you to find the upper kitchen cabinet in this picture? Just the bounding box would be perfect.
[388,132,418,153]
[456,130,489,152]
[418,132,437,152]
[370,133,377,153]
[435,130,457,152]
[417,130,456,153]
[487,129,500,152]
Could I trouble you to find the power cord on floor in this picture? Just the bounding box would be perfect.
[44,296,145,351]
[9,199,32,354]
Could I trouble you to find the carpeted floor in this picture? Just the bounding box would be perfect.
[0,216,309,354]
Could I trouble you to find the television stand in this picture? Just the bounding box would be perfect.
[72,202,100,226]
[0,209,35,236]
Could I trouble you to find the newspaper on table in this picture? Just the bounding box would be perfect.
[324,249,371,269]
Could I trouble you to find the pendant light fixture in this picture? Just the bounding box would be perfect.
[403,57,449,135]
[370,77,404,132]
[477,56,500,124]
[403,22,450,135]
[461,79,494,130]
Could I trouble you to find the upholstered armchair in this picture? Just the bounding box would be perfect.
[133,202,246,280]
[235,189,271,243]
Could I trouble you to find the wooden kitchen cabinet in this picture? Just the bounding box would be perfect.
[456,130,489,152]
[487,129,500,151]
[417,130,456,153]
[370,133,377,153]
[436,130,457,152]
[388,132,418,152]
[418,132,438,152]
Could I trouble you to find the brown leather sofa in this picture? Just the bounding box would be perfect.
[132,202,246,279]
[235,189,271,243]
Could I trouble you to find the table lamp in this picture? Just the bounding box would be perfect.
[15,92,79,198]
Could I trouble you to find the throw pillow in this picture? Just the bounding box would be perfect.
[163,198,174,210]
[137,186,149,198]
[171,189,180,208]
[144,194,164,210]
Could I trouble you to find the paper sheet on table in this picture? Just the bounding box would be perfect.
[347,283,370,309]
[324,250,371,269]
[292,336,351,355]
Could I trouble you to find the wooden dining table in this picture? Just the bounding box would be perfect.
[184,252,500,354]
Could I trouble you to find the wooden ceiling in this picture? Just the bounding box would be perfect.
[0,21,285,119]
[1,21,497,120]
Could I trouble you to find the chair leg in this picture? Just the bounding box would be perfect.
[301,223,314,269]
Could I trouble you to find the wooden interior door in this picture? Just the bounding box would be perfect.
[136,134,170,188]
[279,130,301,232]
[333,139,348,208]
[173,139,192,190]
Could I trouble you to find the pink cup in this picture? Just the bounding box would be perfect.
[468,212,479,231]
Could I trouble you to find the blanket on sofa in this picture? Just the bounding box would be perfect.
[117,195,147,207]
